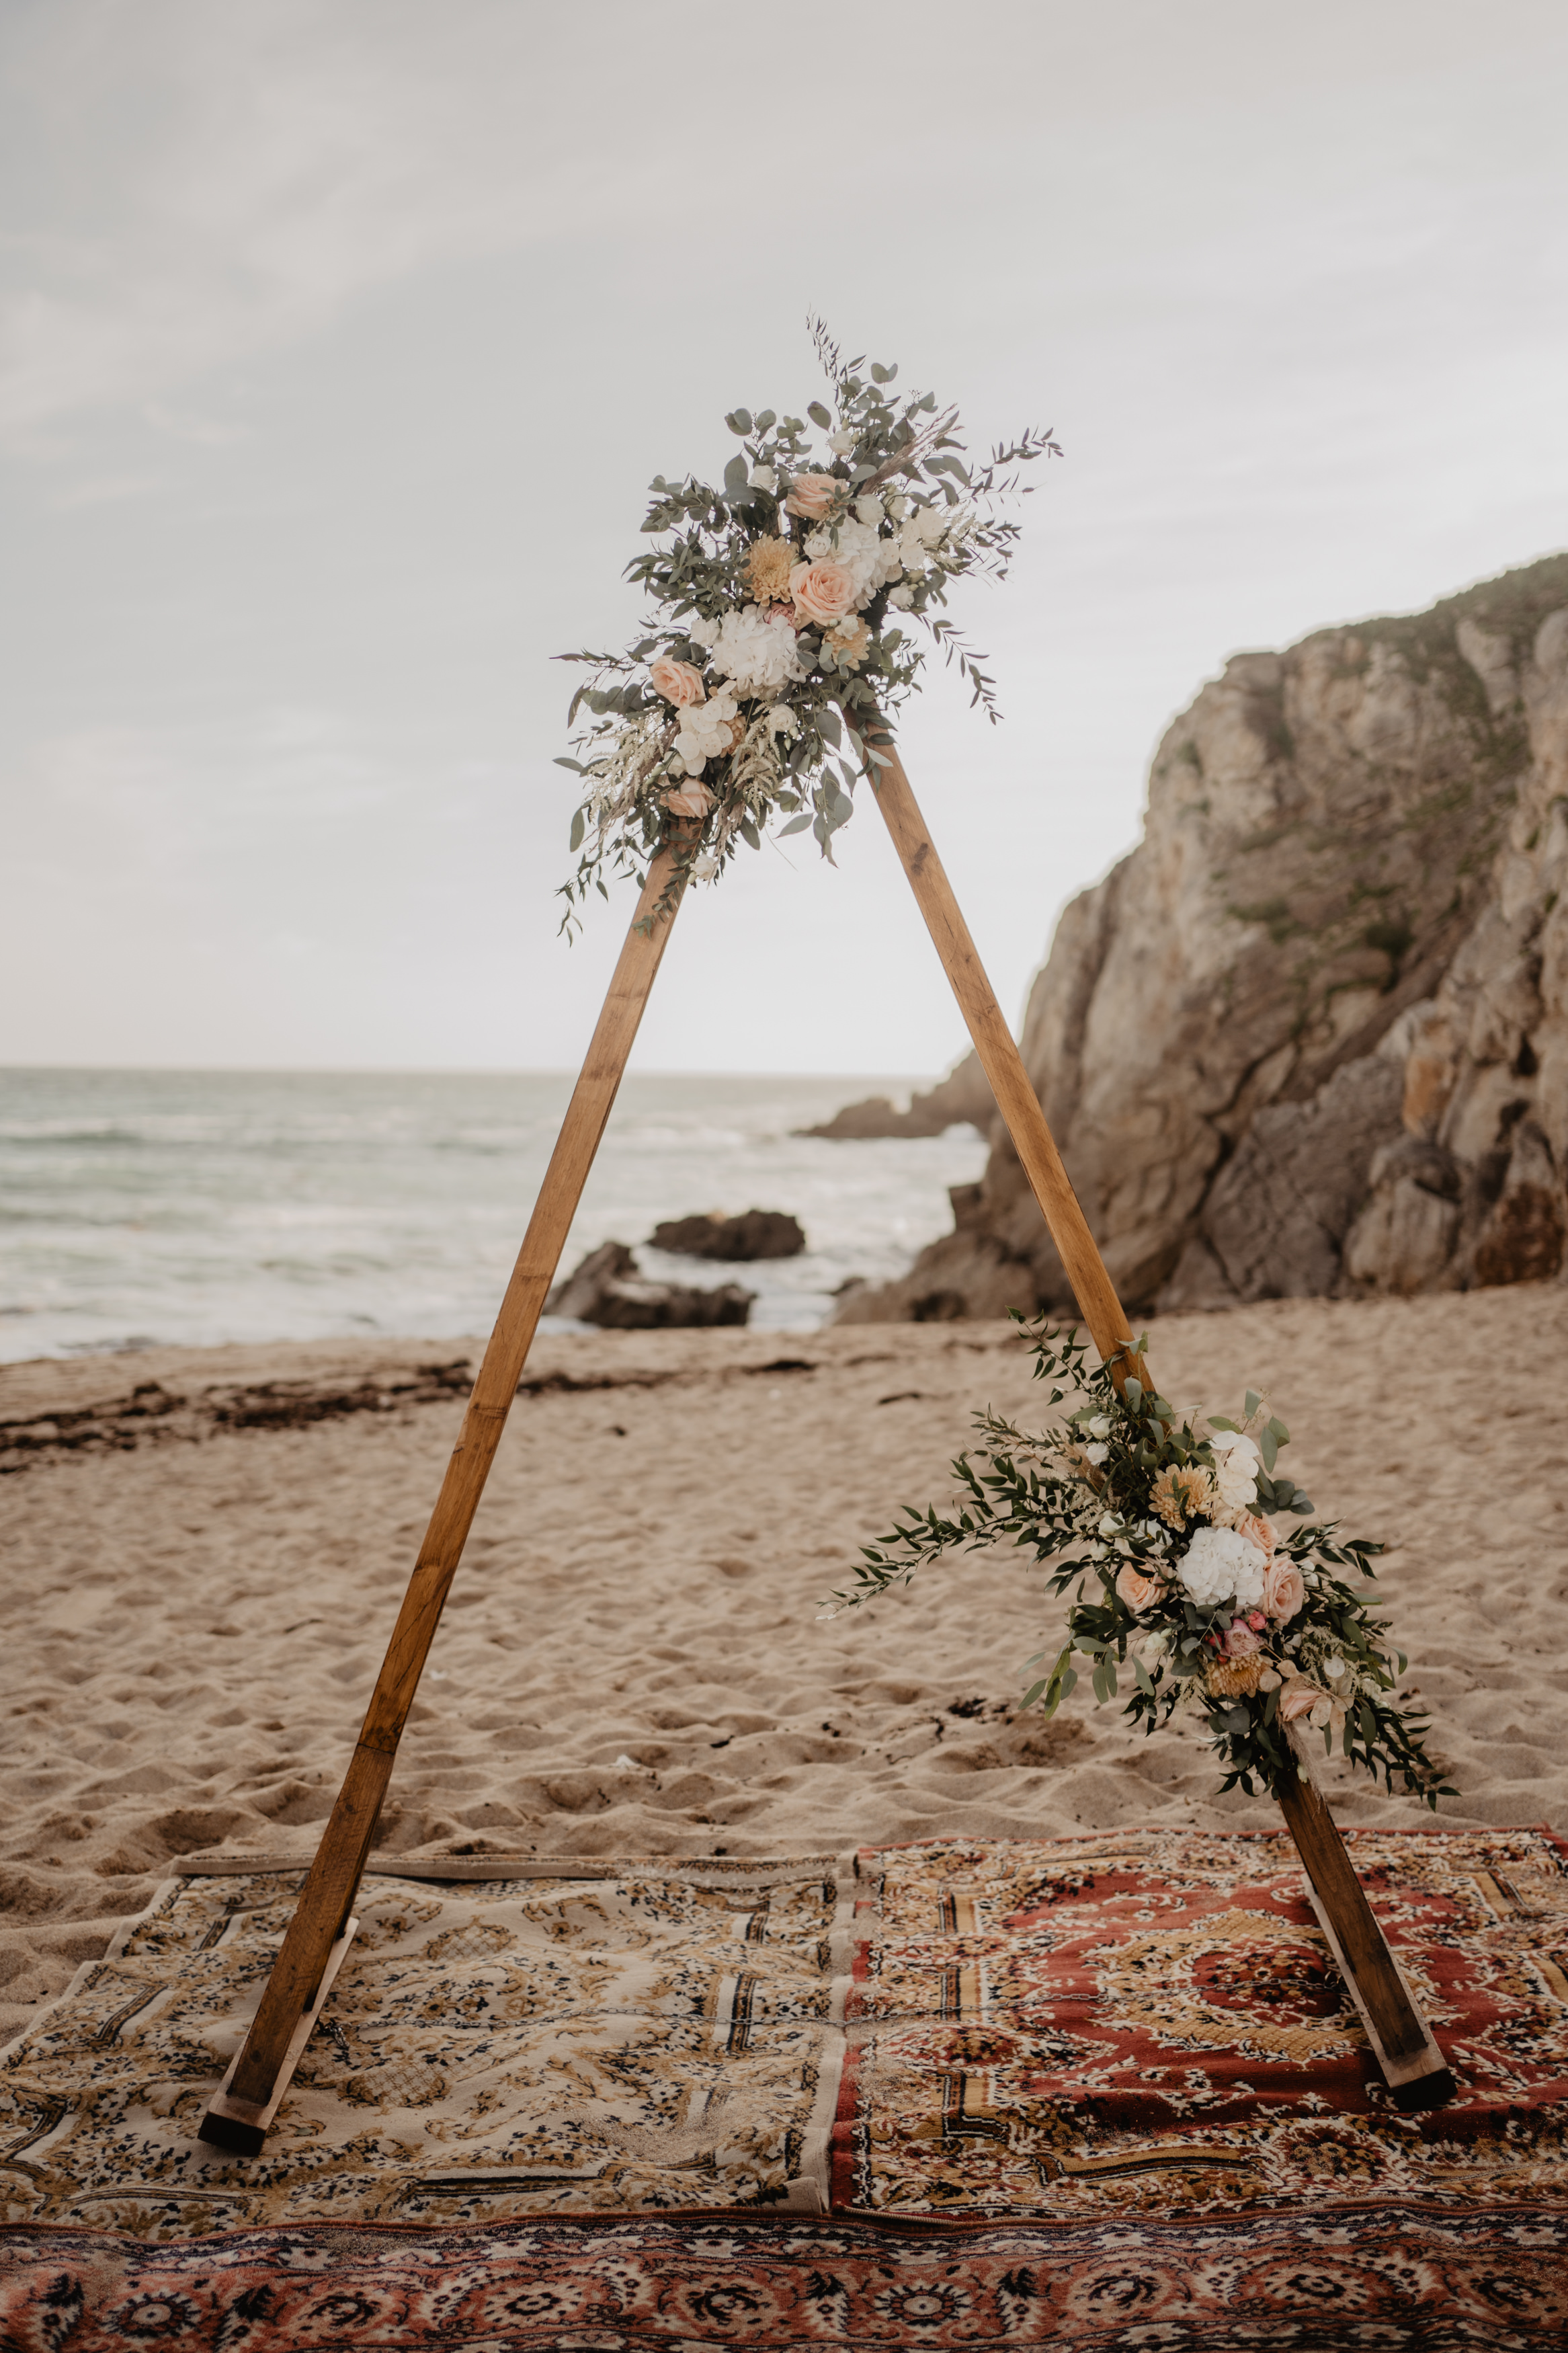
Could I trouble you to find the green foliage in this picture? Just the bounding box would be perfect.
[826,1316,1454,1810]
[552,318,1061,936]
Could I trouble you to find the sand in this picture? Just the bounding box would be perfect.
[4,1286,1567,2046]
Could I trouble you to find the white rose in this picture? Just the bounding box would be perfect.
[886,584,915,609]
[692,852,719,881]
[854,493,884,524]
[687,613,718,649]
[1083,1441,1109,1465]
[747,465,777,492]
[828,429,856,454]
[766,704,800,741]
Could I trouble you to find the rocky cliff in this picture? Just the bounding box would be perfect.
[837,553,1568,1322]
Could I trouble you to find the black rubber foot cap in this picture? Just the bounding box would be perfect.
[198,2110,266,2157]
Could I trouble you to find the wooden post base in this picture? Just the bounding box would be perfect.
[198,1918,360,2157]
[1276,1761,1454,2112]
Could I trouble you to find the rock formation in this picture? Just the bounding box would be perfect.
[798,1062,994,1140]
[546,1242,754,1329]
[837,554,1568,1322]
[648,1209,806,1261]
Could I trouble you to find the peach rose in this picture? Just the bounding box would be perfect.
[790,559,856,627]
[664,781,714,821]
[784,472,840,520]
[1115,1562,1163,1611]
[1279,1681,1320,1722]
[649,657,705,707]
[1264,1558,1306,1621]
[1233,1511,1276,1560]
[1225,1620,1262,1659]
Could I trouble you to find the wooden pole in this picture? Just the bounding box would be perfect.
[866,724,1453,2112]
[862,724,1145,1390]
[199,845,690,2154]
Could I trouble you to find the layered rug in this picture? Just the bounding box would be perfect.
[4,2205,1568,2349]
[3,1828,1568,2344]
[834,1825,1568,2216]
[0,1858,850,2233]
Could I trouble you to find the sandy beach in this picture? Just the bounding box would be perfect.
[4,1285,1566,2049]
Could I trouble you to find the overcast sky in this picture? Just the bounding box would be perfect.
[3,0,1566,1077]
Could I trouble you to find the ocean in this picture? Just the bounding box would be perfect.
[0,1069,988,1363]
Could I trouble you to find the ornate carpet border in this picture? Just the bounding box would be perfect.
[4,2200,1567,2349]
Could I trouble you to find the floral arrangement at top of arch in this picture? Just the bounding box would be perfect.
[553,320,1059,930]
[823,1319,1454,1810]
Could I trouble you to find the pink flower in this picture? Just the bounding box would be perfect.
[664,781,714,821]
[789,559,856,626]
[649,657,705,708]
[1247,1611,1267,1632]
[1115,1562,1163,1611]
[1225,1620,1262,1659]
[784,472,840,520]
[1264,1558,1306,1622]
[1279,1682,1319,1722]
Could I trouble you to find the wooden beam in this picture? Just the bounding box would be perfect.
[867,727,1453,2113]
[1278,1748,1454,2111]
[198,844,690,2153]
[864,725,1146,1391]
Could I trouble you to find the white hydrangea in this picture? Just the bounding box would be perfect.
[1178,1525,1268,1610]
[1210,1430,1262,1511]
[804,514,902,608]
[699,607,806,699]
[673,690,740,776]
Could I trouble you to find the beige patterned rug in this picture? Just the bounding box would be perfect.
[0,1857,851,2236]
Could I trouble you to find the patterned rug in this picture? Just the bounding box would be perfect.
[0,1860,850,2234]
[3,2204,1567,2347]
[836,1826,1568,2216]
[4,1828,1567,2248]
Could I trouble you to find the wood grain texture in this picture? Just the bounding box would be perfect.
[1276,1763,1438,2065]
[866,729,1147,1390]
[214,847,689,2116]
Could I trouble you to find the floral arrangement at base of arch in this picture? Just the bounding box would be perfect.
[822,1319,1454,1808]
[553,319,1058,931]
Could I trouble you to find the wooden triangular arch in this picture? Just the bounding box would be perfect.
[199,730,1452,2154]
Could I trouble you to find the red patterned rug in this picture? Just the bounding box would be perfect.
[837,1826,1568,2215]
[4,2203,1568,2348]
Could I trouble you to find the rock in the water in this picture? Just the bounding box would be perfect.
[798,1060,994,1140]
[837,553,1568,1320]
[648,1209,806,1261]
[545,1241,753,1329]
